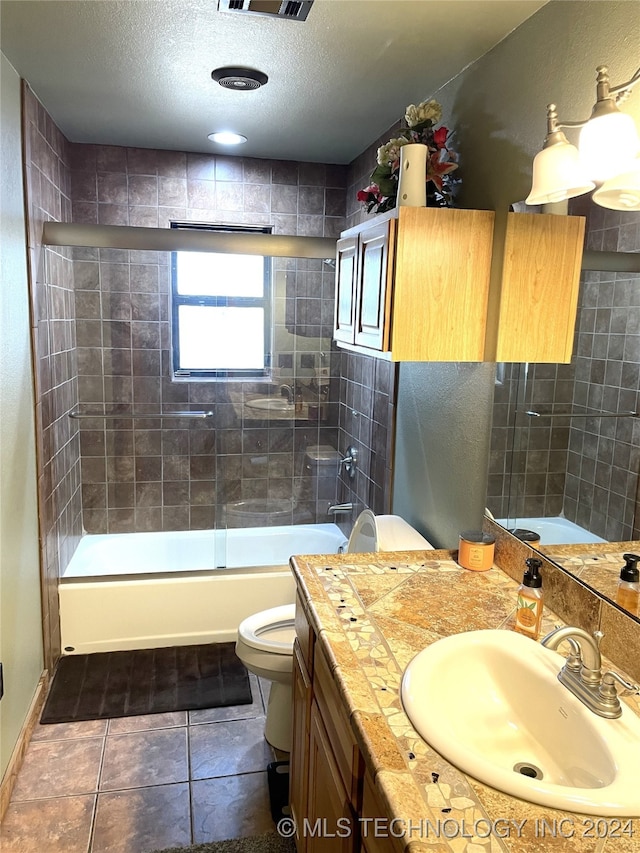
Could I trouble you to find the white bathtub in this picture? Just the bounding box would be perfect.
[59,524,348,654]
[496,516,607,546]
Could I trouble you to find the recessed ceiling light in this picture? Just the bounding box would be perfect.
[208,131,248,145]
[211,67,268,91]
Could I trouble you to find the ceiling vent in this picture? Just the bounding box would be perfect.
[217,0,314,22]
[211,66,269,90]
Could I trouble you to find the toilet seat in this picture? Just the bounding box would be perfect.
[237,604,295,655]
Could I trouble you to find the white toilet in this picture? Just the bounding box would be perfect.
[235,510,433,751]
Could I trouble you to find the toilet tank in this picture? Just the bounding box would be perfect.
[347,510,434,552]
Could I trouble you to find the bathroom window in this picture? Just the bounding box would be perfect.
[170,223,272,380]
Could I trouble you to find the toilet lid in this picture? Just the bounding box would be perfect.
[238,603,296,654]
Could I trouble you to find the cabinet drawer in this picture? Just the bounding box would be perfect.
[313,642,361,802]
[295,592,314,677]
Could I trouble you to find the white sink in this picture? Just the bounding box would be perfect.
[245,397,295,416]
[401,629,640,816]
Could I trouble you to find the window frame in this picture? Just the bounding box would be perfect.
[170,221,273,380]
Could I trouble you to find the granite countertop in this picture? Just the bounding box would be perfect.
[290,549,640,853]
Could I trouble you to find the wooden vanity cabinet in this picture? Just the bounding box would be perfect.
[333,206,495,362]
[291,595,395,853]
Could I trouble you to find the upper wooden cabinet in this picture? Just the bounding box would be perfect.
[334,206,495,361]
[333,207,586,364]
[492,212,586,364]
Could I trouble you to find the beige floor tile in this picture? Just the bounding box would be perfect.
[189,674,264,725]
[92,783,191,853]
[11,737,104,801]
[0,794,95,853]
[31,719,109,741]
[99,727,189,791]
[189,718,272,780]
[191,772,274,843]
[107,711,187,734]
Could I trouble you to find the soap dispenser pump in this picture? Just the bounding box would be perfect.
[514,557,544,640]
[616,553,640,615]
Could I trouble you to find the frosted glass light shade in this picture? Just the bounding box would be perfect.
[592,160,640,210]
[579,112,640,182]
[526,140,595,205]
[208,131,247,145]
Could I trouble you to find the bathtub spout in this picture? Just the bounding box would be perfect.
[328,502,353,515]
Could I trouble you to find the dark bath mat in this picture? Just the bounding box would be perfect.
[40,642,252,724]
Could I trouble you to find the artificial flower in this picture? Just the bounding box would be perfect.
[358,99,460,213]
[405,99,442,128]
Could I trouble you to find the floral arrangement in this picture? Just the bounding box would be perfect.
[357,99,460,214]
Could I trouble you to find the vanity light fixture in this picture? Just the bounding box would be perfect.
[207,130,248,145]
[526,65,640,210]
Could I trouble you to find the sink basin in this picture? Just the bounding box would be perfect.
[245,397,295,416]
[401,629,640,815]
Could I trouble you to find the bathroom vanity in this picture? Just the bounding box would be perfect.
[289,548,640,853]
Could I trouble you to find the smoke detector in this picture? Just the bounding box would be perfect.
[211,66,269,91]
[217,0,314,22]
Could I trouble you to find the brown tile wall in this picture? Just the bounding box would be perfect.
[22,84,83,670]
[335,356,397,534]
[488,203,640,540]
[565,205,640,540]
[487,361,575,519]
[68,144,349,532]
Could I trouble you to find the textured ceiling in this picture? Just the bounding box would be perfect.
[0,0,547,163]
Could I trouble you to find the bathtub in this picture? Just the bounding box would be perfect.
[59,524,348,655]
[496,516,607,546]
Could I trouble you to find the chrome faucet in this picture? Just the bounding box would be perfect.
[278,384,294,403]
[328,502,353,515]
[541,626,640,719]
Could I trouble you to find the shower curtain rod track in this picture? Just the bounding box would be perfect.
[69,410,214,420]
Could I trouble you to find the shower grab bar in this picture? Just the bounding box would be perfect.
[522,410,639,419]
[69,410,214,420]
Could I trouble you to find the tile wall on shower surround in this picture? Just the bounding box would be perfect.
[68,144,347,533]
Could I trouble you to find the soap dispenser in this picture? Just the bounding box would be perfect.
[514,557,544,640]
[616,553,640,615]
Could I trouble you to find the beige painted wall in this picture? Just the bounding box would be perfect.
[0,52,44,779]
[393,1,640,547]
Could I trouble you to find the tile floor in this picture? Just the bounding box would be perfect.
[0,674,286,853]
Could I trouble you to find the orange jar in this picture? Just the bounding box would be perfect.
[458,530,495,572]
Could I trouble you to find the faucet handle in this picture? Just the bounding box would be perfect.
[593,630,604,648]
[600,670,640,700]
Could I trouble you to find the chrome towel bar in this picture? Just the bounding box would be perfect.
[69,410,214,420]
[522,410,639,419]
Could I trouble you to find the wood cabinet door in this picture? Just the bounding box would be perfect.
[290,641,312,853]
[334,235,359,344]
[306,703,356,853]
[354,220,393,351]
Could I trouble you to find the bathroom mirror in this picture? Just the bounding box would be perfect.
[486,202,640,615]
